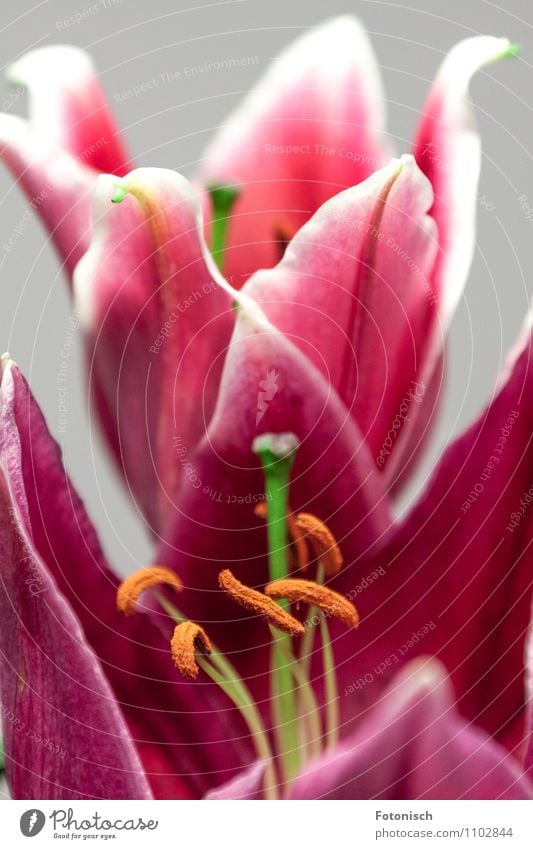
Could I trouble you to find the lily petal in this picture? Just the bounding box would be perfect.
[290,659,533,799]
[0,356,255,798]
[204,760,266,800]
[74,168,234,534]
[243,155,438,479]
[198,15,389,286]
[7,45,130,175]
[414,36,513,320]
[332,309,533,752]
[0,360,151,799]
[0,115,95,277]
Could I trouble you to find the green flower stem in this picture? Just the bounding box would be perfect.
[155,593,278,799]
[253,433,300,782]
[207,182,241,272]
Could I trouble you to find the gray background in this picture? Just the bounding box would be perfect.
[0,0,532,579]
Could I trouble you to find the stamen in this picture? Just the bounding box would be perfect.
[171,621,212,680]
[274,220,296,262]
[287,513,310,572]
[265,578,359,629]
[117,566,182,616]
[218,569,304,636]
[294,513,343,577]
[254,502,309,572]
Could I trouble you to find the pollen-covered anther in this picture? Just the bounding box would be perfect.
[294,513,343,577]
[171,622,211,680]
[254,503,309,572]
[218,569,305,636]
[265,579,359,629]
[117,566,183,616]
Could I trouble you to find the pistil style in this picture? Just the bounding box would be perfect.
[253,432,301,782]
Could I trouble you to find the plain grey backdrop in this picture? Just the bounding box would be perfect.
[0,0,532,577]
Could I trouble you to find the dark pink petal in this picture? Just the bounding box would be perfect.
[0,357,254,798]
[0,360,151,799]
[74,168,235,534]
[523,596,533,777]
[331,311,533,752]
[7,45,130,175]
[198,16,389,286]
[290,659,533,799]
[0,116,95,277]
[204,761,266,800]
[243,155,438,479]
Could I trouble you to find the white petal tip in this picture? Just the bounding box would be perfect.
[7,44,95,88]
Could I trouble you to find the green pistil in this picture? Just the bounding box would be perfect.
[253,432,301,782]
[156,593,279,799]
[207,181,241,273]
[111,183,127,204]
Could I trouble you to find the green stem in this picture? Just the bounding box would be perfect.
[156,593,278,798]
[207,182,241,272]
[253,433,300,782]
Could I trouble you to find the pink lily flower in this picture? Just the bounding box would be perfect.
[0,21,516,517]
[0,18,531,801]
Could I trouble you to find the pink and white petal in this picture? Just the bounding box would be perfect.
[0,115,95,277]
[74,168,235,535]
[243,155,438,479]
[198,15,389,286]
[8,45,131,175]
[204,761,266,800]
[413,36,513,324]
[290,659,532,799]
[330,309,533,752]
[0,357,255,798]
[398,39,516,487]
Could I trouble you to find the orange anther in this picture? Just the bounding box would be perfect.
[117,566,182,617]
[265,578,359,629]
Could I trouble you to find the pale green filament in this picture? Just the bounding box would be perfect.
[269,627,321,762]
[298,565,340,747]
[319,614,339,747]
[253,433,301,782]
[156,593,278,799]
[207,182,241,272]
